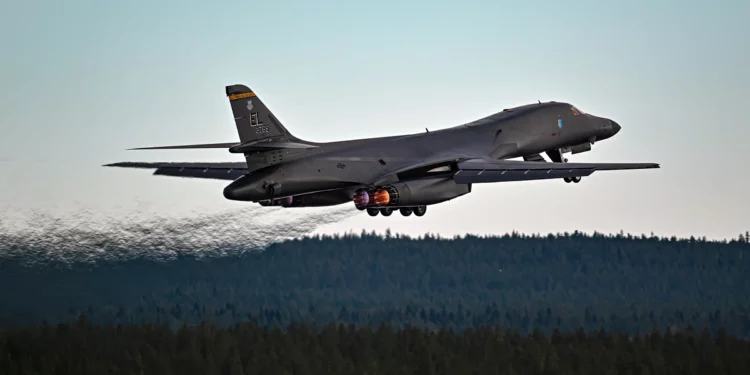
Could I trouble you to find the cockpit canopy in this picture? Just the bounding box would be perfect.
[570,106,585,116]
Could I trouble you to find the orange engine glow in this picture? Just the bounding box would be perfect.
[373,189,390,206]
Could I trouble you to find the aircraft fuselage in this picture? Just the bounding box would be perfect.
[107,84,656,217]
[223,102,621,203]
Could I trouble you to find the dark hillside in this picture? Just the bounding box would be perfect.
[1,231,748,336]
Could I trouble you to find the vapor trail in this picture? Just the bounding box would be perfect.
[0,205,358,266]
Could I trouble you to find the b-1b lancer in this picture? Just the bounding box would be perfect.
[106,84,659,217]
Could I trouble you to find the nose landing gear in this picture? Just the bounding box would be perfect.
[547,150,583,184]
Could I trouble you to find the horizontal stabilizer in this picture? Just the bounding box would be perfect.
[228,140,318,154]
[454,159,659,184]
[125,140,318,154]
[128,142,239,150]
[104,162,248,180]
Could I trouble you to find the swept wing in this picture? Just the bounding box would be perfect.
[453,158,659,183]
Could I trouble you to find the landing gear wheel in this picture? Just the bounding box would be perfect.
[413,206,427,217]
[367,208,379,216]
[564,177,572,183]
[399,208,413,216]
[572,176,581,183]
[380,208,393,216]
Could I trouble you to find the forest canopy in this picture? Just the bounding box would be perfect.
[3,318,749,375]
[1,231,748,338]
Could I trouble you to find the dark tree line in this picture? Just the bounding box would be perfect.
[2,317,749,375]
[1,231,749,337]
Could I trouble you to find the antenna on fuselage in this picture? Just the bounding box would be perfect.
[538,100,541,104]
[425,128,429,133]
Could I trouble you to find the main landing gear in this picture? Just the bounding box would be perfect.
[367,206,427,217]
[354,188,427,217]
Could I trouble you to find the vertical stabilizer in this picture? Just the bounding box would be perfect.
[225,84,295,143]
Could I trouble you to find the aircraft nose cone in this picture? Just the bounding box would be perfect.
[611,121,621,135]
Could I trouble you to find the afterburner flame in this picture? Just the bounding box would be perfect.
[373,189,390,206]
[353,190,370,209]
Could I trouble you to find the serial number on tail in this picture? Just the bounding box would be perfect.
[249,112,269,133]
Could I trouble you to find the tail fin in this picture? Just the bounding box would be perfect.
[226,84,295,143]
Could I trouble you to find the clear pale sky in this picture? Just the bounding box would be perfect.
[1,0,748,242]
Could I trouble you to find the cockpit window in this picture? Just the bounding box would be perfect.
[570,106,584,116]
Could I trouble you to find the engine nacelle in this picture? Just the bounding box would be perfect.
[260,189,355,208]
[363,177,470,208]
[570,142,592,154]
[258,196,294,207]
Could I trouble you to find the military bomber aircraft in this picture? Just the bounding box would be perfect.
[105,84,659,217]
